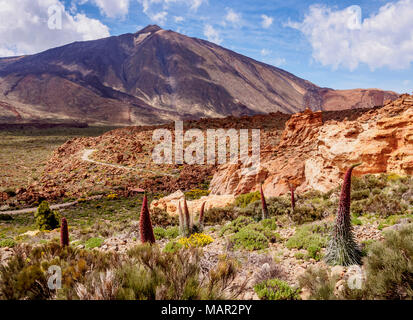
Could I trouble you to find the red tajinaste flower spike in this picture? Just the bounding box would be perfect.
[139,194,156,244]
[325,163,362,266]
[260,184,269,220]
[199,202,206,226]
[183,197,191,231]
[60,217,69,247]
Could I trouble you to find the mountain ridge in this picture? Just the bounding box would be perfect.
[0,25,398,125]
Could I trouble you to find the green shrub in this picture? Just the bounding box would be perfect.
[244,223,281,243]
[350,174,411,218]
[85,237,103,249]
[298,267,338,300]
[299,225,413,300]
[34,201,60,231]
[286,222,330,261]
[0,239,15,248]
[267,197,291,216]
[163,241,183,253]
[153,227,166,240]
[151,208,179,227]
[235,192,261,208]
[203,206,236,225]
[351,215,362,226]
[122,244,243,300]
[363,224,413,299]
[290,204,325,225]
[254,278,301,300]
[184,189,210,201]
[0,242,120,300]
[231,227,269,251]
[220,216,254,236]
[0,214,13,221]
[165,226,180,239]
[260,217,278,231]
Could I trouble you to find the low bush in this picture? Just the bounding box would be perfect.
[220,216,254,236]
[0,242,121,300]
[150,208,179,228]
[153,227,166,240]
[0,239,15,248]
[231,227,269,251]
[254,278,301,300]
[363,224,413,299]
[286,222,330,260]
[235,192,261,208]
[163,241,184,253]
[119,244,244,300]
[177,233,214,248]
[299,225,413,300]
[0,214,13,221]
[203,206,237,225]
[85,237,104,249]
[298,267,338,300]
[153,226,180,240]
[34,201,60,231]
[184,189,210,201]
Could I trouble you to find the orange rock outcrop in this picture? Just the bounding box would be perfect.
[210,95,413,197]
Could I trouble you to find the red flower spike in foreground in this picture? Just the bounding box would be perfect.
[325,163,362,266]
[139,195,156,244]
[60,217,69,247]
[199,202,206,227]
[260,184,269,220]
[183,197,191,232]
[291,185,295,211]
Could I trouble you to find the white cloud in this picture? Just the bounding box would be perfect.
[203,24,222,45]
[152,11,168,25]
[174,16,184,23]
[0,0,110,57]
[138,1,208,25]
[287,0,413,70]
[225,8,241,26]
[273,57,286,67]
[139,0,206,16]
[261,14,273,28]
[261,48,271,56]
[90,0,130,18]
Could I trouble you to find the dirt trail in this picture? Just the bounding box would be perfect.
[81,149,177,177]
[1,149,177,214]
[0,201,78,215]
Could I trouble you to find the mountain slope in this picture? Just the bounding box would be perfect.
[0,25,398,125]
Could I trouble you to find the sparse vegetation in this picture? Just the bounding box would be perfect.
[34,201,60,231]
[0,172,411,301]
[254,278,301,300]
[286,222,330,260]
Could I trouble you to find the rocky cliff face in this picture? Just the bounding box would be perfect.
[5,95,411,205]
[210,94,413,197]
[0,25,398,125]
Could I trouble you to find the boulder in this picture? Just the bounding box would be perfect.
[150,191,235,216]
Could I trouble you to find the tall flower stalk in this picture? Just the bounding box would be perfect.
[60,217,69,247]
[260,184,269,220]
[139,194,156,244]
[199,202,206,228]
[290,185,295,211]
[324,163,362,266]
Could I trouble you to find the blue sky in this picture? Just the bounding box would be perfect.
[1,0,412,93]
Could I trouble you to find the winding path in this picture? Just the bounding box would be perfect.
[1,149,178,215]
[81,149,178,177]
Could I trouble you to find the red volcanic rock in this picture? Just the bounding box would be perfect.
[210,94,413,197]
